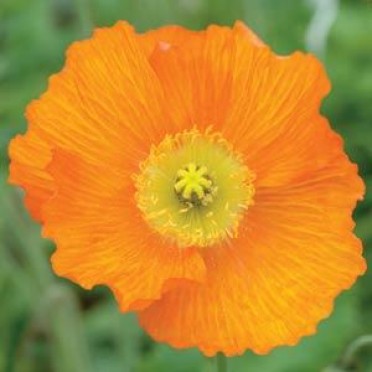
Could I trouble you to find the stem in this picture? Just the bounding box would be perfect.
[340,335,372,368]
[216,353,228,372]
[46,284,91,372]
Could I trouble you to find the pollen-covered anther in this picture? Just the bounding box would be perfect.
[174,163,217,207]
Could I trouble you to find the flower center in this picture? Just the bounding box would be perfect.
[134,129,255,248]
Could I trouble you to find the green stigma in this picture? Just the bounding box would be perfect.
[174,163,216,207]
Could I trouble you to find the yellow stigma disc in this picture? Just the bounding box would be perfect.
[174,163,217,207]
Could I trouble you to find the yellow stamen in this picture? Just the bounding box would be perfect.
[134,129,255,248]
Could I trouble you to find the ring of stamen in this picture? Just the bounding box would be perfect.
[134,129,255,248]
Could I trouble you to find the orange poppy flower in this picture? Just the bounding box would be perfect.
[8,21,365,356]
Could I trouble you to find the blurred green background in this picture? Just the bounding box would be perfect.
[0,0,371,371]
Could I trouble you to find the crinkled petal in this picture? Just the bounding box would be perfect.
[139,149,365,355]
[9,21,173,220]
[44,150,206,311]
[8,131,53,220]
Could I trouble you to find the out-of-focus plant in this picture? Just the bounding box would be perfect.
[1,1,371,371]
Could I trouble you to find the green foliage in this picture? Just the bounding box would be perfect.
[1,0,371,371]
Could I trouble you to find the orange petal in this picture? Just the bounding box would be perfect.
[43,150,206,311]
[9,21,174,220]
[8,131,53,221]
[223,51,332,188]
[139,150,365,355]
[146,21,270,135]
[26,21,169,172]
